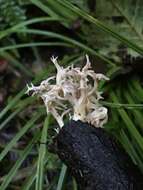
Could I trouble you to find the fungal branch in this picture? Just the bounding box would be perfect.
[26,55,109,129]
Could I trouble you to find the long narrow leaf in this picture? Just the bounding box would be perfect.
[16,28,115,66]
[0,108,21,131]
[56,164,67,190]
[0,51,33,76]
[0,89,25,120]
[0,17,64,40]
[56,0,143,55]
[0,131,40,190]
[30,0,59,18]
[0,112,42,162]
[0,42,72,52]
[110,92,143,151]
[36,116,49,190]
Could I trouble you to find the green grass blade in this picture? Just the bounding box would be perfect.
[118,129,143,171]
[100,101,143,109]
[110,92,143,151]
[56,0,143,55]
[0,51,33,77]
[124,91,143,126]
[0,96,35,130]
[30,0,59,18]
[128,80,143,102]
[132,79,143,99]
[22,152,55,190]
[15,96,36,109]
[72,178,78,190]
[0,68,51,121]
[0,112,42,162]
[56,164,67,190]
[0,17,64,40]
[109,0,143,42]
[0,42,72,52]
[16,28,115,66]
[0,131,40,190]
[22,172,36,190]
[0,108,21,131]
[36,116,50,190]
[45,0,77,20]
[0,89,25,121]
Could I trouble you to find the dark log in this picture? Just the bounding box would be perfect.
[49,120,143,190]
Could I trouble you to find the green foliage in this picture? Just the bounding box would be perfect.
[82,0,143,59]
[69,0,89,11]
[0,0,26,29]
[0,0,143,189]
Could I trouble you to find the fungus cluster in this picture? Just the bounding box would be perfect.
[26,55,109,129]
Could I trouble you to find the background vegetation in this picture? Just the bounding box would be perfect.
[0,0,143,189]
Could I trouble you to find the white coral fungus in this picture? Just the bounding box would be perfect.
[26,55,109,128]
